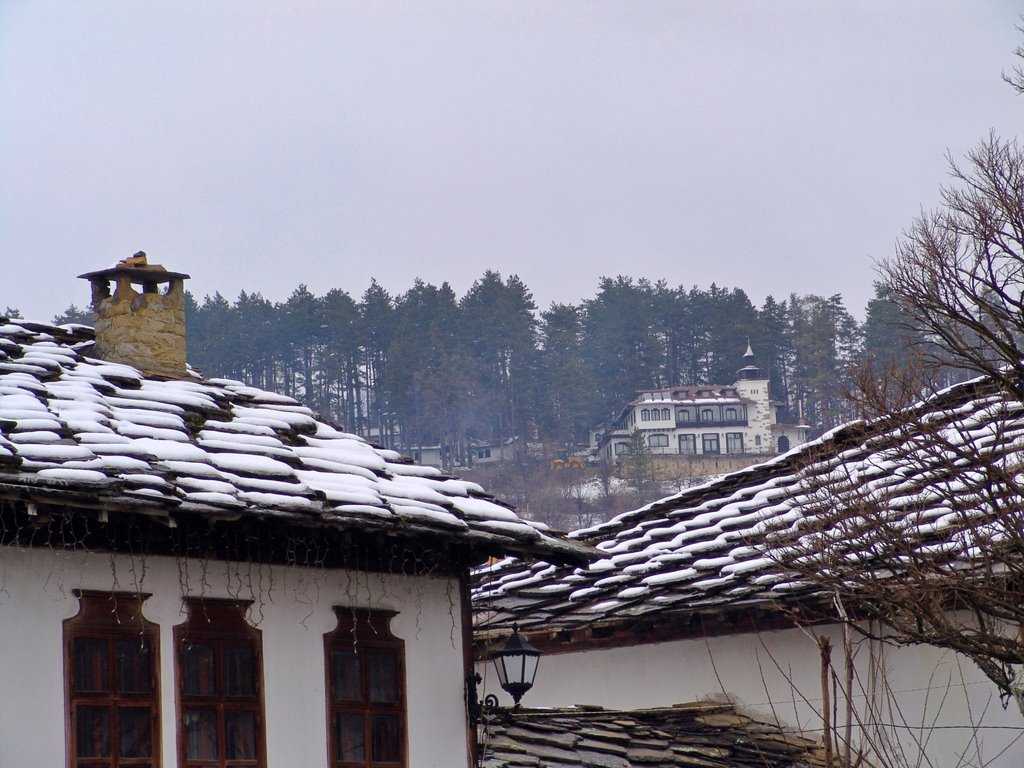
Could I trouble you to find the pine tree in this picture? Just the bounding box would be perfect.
[582,276,663,423]
[537,303,594,445]
[52,304,92,326]
[459,271,539,451]
[359,280,396,447]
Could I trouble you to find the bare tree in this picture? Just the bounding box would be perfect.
[778,383,1024,703]
[880,132,1024,396]
[767,34,1024,710]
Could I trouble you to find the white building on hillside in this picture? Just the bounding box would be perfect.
[595,346,808,462]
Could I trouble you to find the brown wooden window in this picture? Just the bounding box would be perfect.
[175,599,266,768]
[325,608,406,768]
[64,590,161,768]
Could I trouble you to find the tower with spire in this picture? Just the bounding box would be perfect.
[735,340,763,381]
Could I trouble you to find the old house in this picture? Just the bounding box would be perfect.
[594,346,809,474]
[476,376,1024,766]
[0,254,591,768]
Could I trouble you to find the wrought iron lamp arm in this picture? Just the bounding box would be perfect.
[466,672,503,728]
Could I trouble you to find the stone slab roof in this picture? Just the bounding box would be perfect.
[475,377,1020,634]
[0,319,591,565]
[481,703,827,768]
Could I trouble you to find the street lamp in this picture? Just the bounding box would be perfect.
[490,624,541,705]
[467,624,542,728]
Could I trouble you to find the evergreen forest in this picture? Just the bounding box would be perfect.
[27,272,939,474]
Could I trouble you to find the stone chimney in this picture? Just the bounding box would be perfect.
[79,252,191,378]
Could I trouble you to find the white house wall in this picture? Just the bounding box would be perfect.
[0,546,469,768]
[482,624,1023,767]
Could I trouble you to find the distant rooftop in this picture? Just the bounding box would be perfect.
[481,703,826,768]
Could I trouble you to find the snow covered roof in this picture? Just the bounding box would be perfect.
[0,319,591,565]
[481,703,826,768]
[475,376,1022,636]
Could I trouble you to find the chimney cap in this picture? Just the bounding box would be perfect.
[78,252,190,283]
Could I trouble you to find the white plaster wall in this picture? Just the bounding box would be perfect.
[482,625,1024,767]
[0,546,469,768]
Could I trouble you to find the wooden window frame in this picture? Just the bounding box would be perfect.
[174,598,267,768]
[64,590,162,768]
[325,608,407,768]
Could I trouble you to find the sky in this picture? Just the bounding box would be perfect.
[1,1,1022,322]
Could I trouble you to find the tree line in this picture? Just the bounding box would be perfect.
[19,273,940,470]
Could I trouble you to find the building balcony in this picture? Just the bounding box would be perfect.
[676,418,749,428]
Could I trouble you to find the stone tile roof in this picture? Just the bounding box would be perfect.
[475,377,1020,633]
[0,319,592,565]
[481,703,826,768]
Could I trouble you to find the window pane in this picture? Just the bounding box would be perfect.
[76,705,111,757]
[118,706,153,758]
[368,652,398,703]
[184,708,218,760]
[225,710,258,760]
[223,644,257,697]
[116,638,152,693]
[334,713,365,762]
[74,638,109,692]
[331,650,361,701]
[182,643,216,696]
[371,715,401,762]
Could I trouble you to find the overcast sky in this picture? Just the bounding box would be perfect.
[1,1,1021,322]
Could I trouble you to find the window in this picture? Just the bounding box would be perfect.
[702,434,720,454]
[660,408,670,421]
[700,408,714,422]
[676,408,691,423]
[778,436,791,452]
[613,442,629,456]
[648,433,669,448]
[65,590,161,768]
[725,407,737,421]
[755,435,762,447]
[726,433,744,454]
[326,608,406,768]
[640,409,650,421]
[678,434,696,454]
[175,599,265,768]
[477,448,491,459]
